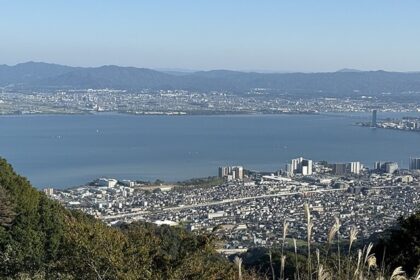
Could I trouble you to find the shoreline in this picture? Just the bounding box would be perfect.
[356,122,420,134]
[0,110,322,117]
[1,110,419,118]
[3,112,418,189]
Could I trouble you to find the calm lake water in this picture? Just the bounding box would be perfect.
[0,113,419,188]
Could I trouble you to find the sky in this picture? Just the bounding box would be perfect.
[1,0,420,72]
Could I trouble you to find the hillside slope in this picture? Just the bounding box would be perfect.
[0,157,252,280]
[0,157,418,279]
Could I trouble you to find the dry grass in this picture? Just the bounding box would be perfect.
[233,204,419,280]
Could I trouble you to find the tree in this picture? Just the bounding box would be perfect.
[0,186,16,228]
[375,212,420,276]
[0,157,261,279]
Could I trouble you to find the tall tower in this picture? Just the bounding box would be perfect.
[348,162,361,174]
[218,166,229,178]
[372,110,377,127]
[409,157,420,170]
[301,159,313,175]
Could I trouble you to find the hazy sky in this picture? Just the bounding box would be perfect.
[1,0,420,72]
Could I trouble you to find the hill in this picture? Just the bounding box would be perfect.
[0,157,255,280]
[0,156,419,279]
[2,62,420,96]
[0,62,75,86]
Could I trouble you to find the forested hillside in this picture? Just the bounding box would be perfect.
[0,158,254,279]
[1,157,419,280]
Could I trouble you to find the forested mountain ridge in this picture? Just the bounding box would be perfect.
[2,62,420,96]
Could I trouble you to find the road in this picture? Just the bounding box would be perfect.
[102,187,346,221]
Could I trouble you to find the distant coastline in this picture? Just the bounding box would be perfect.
[356,116,420,133]
[357,123,420,133]
[2,109,419,118]
[0,110,322,117]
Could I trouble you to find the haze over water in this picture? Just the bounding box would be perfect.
[0,112,419,189]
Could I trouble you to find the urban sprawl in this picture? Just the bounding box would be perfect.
[46,157,420,253]
[358,109,420,132]
[1,89,419,115]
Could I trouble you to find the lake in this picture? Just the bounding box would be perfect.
[0,112,419,188]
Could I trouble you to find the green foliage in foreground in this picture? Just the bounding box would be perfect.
[0,158,257,280]
[375,212,420,276]
[0,156,419,280]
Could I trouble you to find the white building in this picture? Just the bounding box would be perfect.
[121,180,135,187]
[232,166,244,180]
[218,165,244,180]
[287,157,313,176]
[43,188,54,196]
[98,178,118,188]
[348,162,361,174]
[208,211,225,219]
[385,162,398,174]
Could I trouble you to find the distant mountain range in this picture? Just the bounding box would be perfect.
[1,62,420,96]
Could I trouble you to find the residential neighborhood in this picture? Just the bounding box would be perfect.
[48,158,420,252]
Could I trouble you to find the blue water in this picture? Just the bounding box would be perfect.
[0,113,419,188]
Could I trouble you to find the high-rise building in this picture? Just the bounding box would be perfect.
[409,157,420,170]
[301,159,313,175]
[374,161,399,174]
[218,166,229,178]
[348,162,361,174]
[331,162,362,175]
[43,188,54,196]
[374,161,383,170]
[288,157,312,176]
[218,165,244,180]
[285,163,293,175]
[372,110,377,127]
[385,162,398,174]
[290,157,303,174]
[332,163,347,175]
[232,166,244,180]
